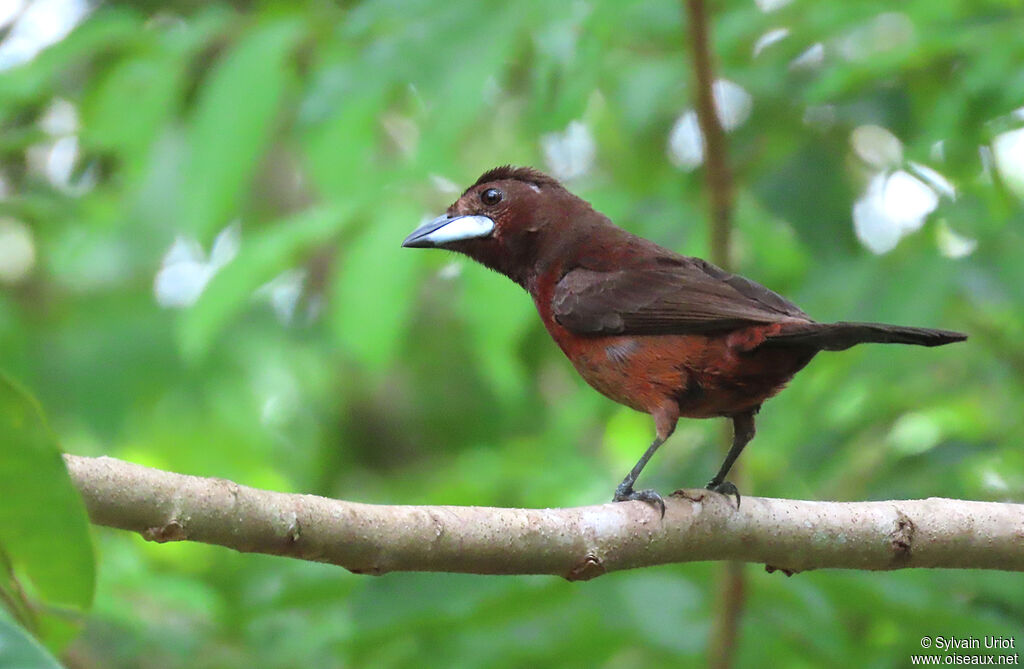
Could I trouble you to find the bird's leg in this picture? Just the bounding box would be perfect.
[613,435,667,514]
[613,404,678,517]
[706,409,756,507]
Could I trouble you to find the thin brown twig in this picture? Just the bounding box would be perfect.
[685,0,734,271]
[0,548,39,634]
[682,1,743,666]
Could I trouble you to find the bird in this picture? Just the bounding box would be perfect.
[402,165,966,513]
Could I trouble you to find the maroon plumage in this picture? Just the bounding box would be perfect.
[403,166,966,512]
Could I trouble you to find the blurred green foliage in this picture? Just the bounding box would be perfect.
[0,375,94,652]
[1,0,1023,666]
[0,614,64,669]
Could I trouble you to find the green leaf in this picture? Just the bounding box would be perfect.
[0,374,95,612]
[183,19,302,240]
[179,206,350,361]
[0,615,65,669]
[83,53,184,161]
[457,265,535,400]
[330,205,421,371]
[0,8,142,111]
[301,80,386,200]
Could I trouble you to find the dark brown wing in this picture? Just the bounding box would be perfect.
[552,258,810,335]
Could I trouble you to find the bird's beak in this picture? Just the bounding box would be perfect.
[401,214,495,248]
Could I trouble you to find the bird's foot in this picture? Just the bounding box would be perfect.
[613,484,666,518]
[705,479,741,509]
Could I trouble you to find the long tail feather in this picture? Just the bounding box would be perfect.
[763,321,967,351]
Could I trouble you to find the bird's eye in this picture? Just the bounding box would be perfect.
[480,188,503,206]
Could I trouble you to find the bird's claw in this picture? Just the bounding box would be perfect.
[706,479,741,509]
[613,485,666,518]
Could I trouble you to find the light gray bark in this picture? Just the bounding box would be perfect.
[64,455,1024,579]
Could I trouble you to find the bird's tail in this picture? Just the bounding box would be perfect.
[762,321,967,351]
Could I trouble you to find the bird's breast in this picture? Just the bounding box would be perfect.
[529,277,815,418]
[530,280,694,412]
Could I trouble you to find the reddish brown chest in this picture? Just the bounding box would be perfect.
[529,276,815,419]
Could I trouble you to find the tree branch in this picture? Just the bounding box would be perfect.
[683,1,743,662]
[685,0,733,270]
[64,455,1024,578]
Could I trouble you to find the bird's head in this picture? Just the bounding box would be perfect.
[402,166,582,285]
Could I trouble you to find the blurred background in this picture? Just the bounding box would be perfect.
[1,0,1023,666]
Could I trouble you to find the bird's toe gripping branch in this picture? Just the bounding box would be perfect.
[613,484,667,518]
[706,479,741,509]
